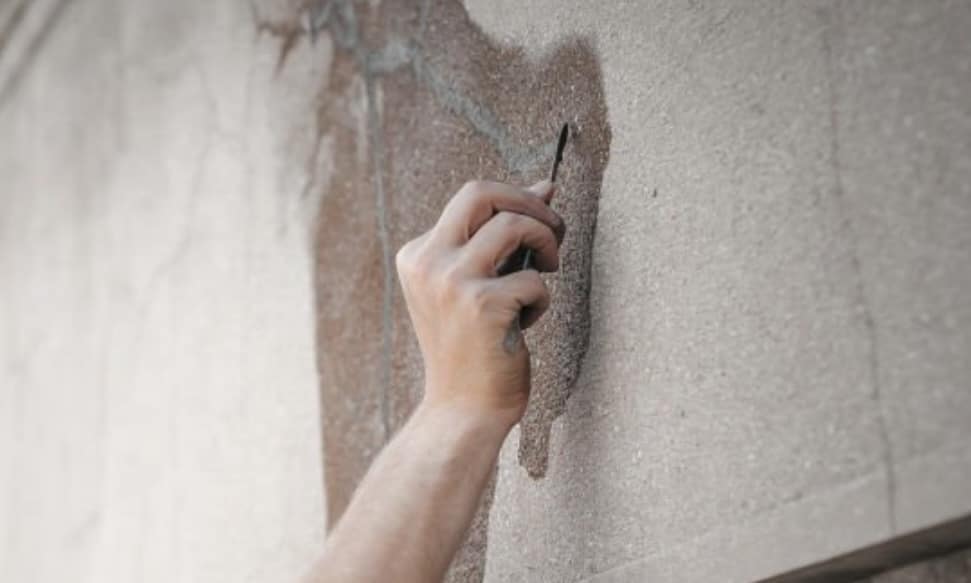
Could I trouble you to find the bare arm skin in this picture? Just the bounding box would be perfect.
[305,179,564,583]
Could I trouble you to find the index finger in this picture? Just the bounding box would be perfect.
[435,180,564,245]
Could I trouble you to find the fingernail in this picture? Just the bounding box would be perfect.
[529,179,556,203]
[529,179,554,195]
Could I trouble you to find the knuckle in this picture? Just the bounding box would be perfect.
[395,237,433,280]
[395,240,418,269]
[394,250,413,280]
[394,242,413,272]
[435,262,464,301]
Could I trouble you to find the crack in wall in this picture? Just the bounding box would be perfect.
[364,41,557,171]
[265,0,554,174]
[363,39,556,172]
[821,5,897,534]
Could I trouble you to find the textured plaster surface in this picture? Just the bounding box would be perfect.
[3,0,971,582]
[0,0,327,581]
[465,1,971,582]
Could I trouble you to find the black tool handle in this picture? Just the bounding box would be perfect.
[498,123,569,277]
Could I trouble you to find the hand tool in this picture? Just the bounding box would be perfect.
[498,123,570,278]
[502,123,569,329]
[520,123,570,272]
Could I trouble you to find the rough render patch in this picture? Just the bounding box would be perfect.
[256,0,610,579]
[518,107,610,478]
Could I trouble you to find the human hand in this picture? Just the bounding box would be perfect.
[396,180,565,429]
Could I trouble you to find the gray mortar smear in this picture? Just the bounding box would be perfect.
[255,0,610,580]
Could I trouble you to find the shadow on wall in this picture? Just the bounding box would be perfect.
[256,0,610,579]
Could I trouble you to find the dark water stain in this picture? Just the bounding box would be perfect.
[258,0,610,579]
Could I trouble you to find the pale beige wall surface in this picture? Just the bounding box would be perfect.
[466,1,971,581]
[1,1,328,581]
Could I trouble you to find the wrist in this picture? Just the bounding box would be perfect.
[416,394,517,446]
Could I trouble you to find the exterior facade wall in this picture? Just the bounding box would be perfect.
[2,1,969,582]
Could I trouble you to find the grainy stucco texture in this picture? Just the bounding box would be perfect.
[2,0,970,582]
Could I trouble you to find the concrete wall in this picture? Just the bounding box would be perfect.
[2,1,970,582]
[469,2,971,580]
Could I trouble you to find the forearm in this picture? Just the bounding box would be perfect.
[306,399,511,583]
[305,179,559,581]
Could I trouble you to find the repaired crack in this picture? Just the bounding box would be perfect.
[260,0,554,174]
[363,73,395,442]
